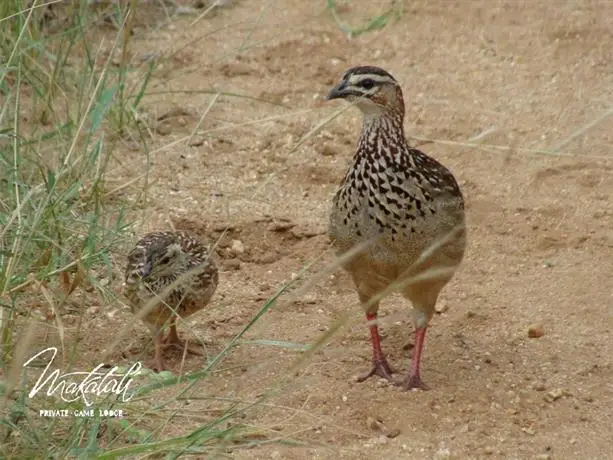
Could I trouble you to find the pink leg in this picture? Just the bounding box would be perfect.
[162,318,203,356]
[397,327,429,390]
[357,312,394,382]
[153,330,166,372]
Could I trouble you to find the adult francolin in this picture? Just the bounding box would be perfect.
[325,66,466,390]
[123,231,218,371]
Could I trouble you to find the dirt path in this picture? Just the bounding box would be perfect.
[36,1,613,458]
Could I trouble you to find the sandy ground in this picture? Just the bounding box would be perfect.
[24,1,613,458]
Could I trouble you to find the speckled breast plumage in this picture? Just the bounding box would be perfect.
[329,118,466,276]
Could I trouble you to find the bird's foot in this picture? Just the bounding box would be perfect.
[162,334,203,356]
[357,358,395,382]
[395,373,429,391]
[150,354,167,373]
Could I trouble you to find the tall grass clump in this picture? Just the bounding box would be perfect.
[0,0,157,456]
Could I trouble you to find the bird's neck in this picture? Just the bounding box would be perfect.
[357,109,406,160]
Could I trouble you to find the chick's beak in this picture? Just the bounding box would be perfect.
[138,260,152,278]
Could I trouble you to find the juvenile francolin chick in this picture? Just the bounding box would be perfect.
[123,231,218,371]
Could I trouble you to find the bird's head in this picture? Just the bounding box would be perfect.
[325,66,404,117]
[141,241,186,279]
[126,236,187,283]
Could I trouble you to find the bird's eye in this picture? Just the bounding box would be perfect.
[159,256,171,265]
[360,79,376,90]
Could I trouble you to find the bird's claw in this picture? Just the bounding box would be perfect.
[394,373,429,391]
[161,339,203,356]
[357,359,395,382]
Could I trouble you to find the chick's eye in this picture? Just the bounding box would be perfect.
[360,79,375,90]
[159,256,171,265]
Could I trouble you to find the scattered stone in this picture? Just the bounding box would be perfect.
[254,252,278,264]
[371,435,388,445]
[259,283,271,291]
[434,446,451,459]
[435,300,448,314]
[528,324,545,338]
[31,309,46,321]
[230,239,244,255]
[532,382,546,392]
[155,122,172,136]
[544,388,564,402]
[269,221,295,232]
[521,427,536,436]
[366,416,382,431]
[189,136,205,147]
[385,428,401,438]
[317,142,338,156]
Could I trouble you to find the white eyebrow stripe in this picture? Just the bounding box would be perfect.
[347,73,395,86]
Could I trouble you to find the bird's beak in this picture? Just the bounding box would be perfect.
[325,80,353,100]
[138,260,152,278]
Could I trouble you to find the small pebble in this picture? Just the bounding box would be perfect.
[385,428,401,438]
[366,416,382,431]
[528,324,545,338]
[230,239,244,255]
[189,136,205,147]
[317,142,337,156]
[435,301,448,314]
[269,221,295,232]
[533,382,546,391]
[155,122,172,136]
[372,435,388,445]
[545,388,564,402]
